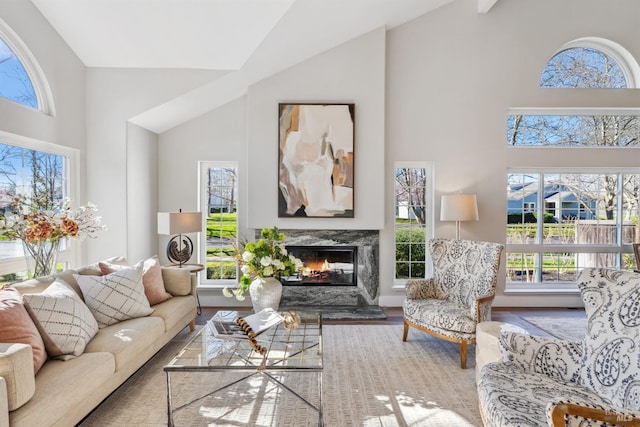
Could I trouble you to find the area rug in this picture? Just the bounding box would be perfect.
[79,324,480,427]
[521,315,588,341]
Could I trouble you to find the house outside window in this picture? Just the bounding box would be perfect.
[199,162,238,286]
[505,38,640,291]
[395,163,433,283]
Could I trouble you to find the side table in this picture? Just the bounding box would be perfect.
[164,263,204,315]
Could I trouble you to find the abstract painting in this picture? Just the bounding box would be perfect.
[278,103,355,218]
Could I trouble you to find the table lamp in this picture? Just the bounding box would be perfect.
[440,194,479,239]
[157,210,203,267]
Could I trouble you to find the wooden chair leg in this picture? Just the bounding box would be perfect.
[402,320,409,342]
[189,319,196,332]
[460,341,467,369]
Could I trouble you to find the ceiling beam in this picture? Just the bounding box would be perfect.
[478,0,498,13]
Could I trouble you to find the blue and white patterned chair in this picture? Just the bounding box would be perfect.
[478,268,640,426]
[402,238,504,369]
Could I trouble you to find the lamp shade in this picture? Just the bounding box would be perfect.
[440,194,479,222]
[157,212,203,235]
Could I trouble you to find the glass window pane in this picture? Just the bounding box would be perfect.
[540,47,627,88]
[395,167,428,280]
[205,167,238,281]
[0,38,37,108]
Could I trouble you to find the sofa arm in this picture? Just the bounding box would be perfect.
[161,267,195,296]
[499,331,583,383]
[405,279,437,299]
[547,400,640,426]
[1,377,8,427]
[0,343,36,411]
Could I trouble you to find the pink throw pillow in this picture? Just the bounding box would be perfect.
[98,256,172,305]
[0,286,47,374]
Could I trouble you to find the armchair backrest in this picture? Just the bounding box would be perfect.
[429,238,504,310]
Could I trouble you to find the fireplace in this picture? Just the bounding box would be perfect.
[281,246,357,286]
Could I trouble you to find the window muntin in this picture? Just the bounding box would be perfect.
[200,163,238,284]
[0,37,37,108]
[506,171,639,285]
[507,114,640,147]
[395,165,432,281]
[541,47,627,88]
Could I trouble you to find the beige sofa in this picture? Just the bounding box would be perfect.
[0,261,197,427]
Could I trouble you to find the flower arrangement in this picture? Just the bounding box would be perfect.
[0,197,105,277]
[223,227,303,301]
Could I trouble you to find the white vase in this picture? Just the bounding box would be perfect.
[249,277,283,313]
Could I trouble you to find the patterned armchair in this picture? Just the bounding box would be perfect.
[478,268,640,426]
[402,238,504,369]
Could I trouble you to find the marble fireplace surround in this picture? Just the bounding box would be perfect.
[274,229,385,319]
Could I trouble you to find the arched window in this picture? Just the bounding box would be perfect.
[540,37,640,89]
[0,18,54,114]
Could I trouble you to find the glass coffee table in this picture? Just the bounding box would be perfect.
[164,310,323,426]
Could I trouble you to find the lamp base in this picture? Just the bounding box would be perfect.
[166,234,194,266]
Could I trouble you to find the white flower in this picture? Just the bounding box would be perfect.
[242,251,254,262]
[272,259,285,270]
[222,287,233,297]
[233,288,245,301]
[279,244,288,256]
[262,266,274,276]
[241,265,250,274]
[260,256,273,267]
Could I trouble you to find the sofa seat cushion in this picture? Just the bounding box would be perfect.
[83,316,164,371]
[478,362,611,427]
[150,294,195,332]
[10,351,114,427]
[403,298,476,336]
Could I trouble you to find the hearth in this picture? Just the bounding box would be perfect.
[281,246,357,286]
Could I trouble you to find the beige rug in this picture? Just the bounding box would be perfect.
[79,324,480,427]
[521,315,588,341]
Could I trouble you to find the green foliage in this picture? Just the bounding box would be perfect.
[395,228,426,278]
[206,213,237,239]
[507,212,557,224]
[206,263,237,280]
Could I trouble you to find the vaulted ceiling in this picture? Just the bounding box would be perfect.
[31,0,497,132]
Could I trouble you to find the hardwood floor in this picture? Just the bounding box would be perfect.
[196,306,585,338]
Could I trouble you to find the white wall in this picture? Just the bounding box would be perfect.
[85,68,224,262]
[246,27,386,230]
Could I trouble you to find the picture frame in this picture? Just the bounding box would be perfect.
[277,103,355,218]
[634,243,640,271]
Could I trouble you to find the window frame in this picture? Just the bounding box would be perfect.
[0,17,55,115]
[198,160,239,289]
[506,167,640,293]
[0,130,80,276]
[393,161,434,288]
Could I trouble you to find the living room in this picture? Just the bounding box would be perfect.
[1,0,640,425]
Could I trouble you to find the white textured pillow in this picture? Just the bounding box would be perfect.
[75,267,154,328]
[23,279,98,360]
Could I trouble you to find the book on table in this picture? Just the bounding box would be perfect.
[207,308,284,340]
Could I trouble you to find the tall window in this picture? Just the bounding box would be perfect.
[505,39,640,290]
[0,133,77,282]
[199,162,238,285]
[395,164,433,282]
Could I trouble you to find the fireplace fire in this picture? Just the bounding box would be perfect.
[280,246,357,286]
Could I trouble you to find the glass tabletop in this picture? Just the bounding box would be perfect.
[164,310,323,372]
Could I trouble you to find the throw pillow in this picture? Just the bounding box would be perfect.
[578,268,640,410]
[75,266,154,328]
[0,286,47,373]
[23,279,98,361]
[98,256,172,305]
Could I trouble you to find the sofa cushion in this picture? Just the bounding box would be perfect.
[578,268,640,410]
[75,266,154,328]
[161,266,192,296]
[0,286,47,373]
[99,256,172,305]
[23,279,98,360]
[9,351,115,427]
[83,316,165,371]
[0,343,35,411]
[150,294,195,332]
[403,298,476,335]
